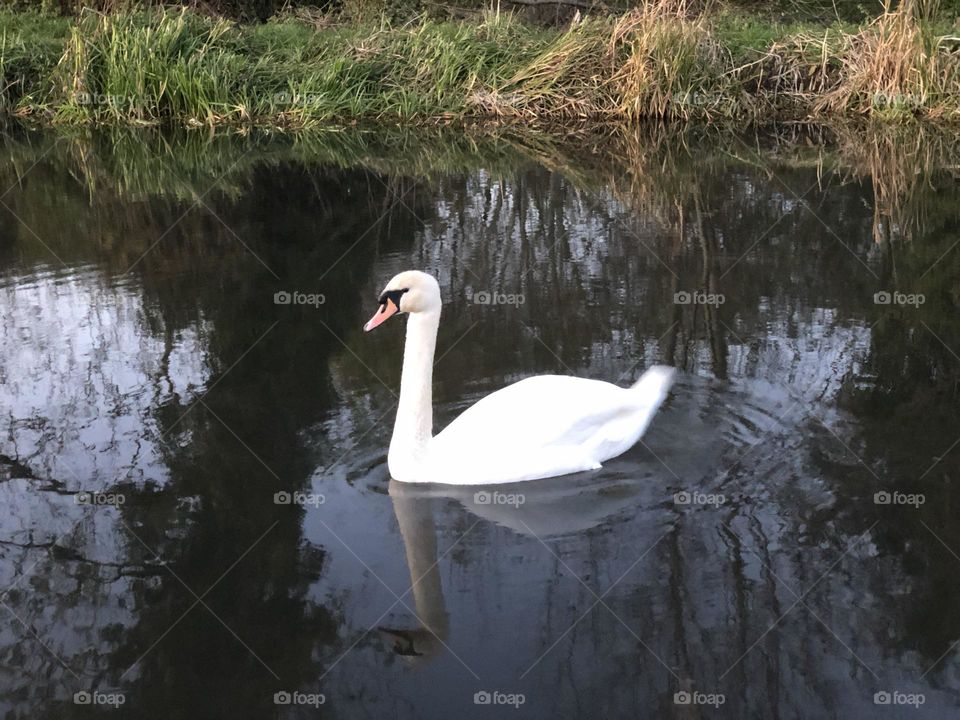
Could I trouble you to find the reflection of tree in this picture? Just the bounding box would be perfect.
[105,160,428,717]
[837,156,960,673]
[0,132,438,716]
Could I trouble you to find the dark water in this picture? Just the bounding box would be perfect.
[0,125,958,719]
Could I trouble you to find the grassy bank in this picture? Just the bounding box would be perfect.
[1,1,958,127]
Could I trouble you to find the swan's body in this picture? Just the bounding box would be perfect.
[364,271,675,485]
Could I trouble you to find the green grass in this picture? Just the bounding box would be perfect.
[0,10,71,111]
[710,10,855,61]
[0,3,958,127]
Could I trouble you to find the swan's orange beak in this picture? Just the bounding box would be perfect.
[364,297,400,332]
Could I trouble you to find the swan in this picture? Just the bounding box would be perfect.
[363,271,675,485]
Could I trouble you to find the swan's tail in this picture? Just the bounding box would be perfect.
[630,365,676,409]
[604,365,676,451]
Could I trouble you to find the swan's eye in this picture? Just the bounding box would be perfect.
[378,288,409,311]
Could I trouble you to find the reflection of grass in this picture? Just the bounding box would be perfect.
[1,2,959,126]
[5,121,958,214]
[830,124,957,240]
[2,123,957,288]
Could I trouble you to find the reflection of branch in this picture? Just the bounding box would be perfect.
[693,186,727,380]
[0,539,166,583]
[663,202,683,366]
[0,538,67,552]
[0,453,41,481]
[0,453,67,492]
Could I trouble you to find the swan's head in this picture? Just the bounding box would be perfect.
[364,271,441,332]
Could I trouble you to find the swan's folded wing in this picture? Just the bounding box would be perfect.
[433,376,622,444]
[427,374,670,483]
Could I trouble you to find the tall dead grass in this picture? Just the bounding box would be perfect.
[766,0,960,121]
[611,0,731,120]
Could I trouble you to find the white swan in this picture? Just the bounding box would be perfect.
[363,271,675,485]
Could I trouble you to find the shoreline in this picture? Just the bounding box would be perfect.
[1,4,959,129]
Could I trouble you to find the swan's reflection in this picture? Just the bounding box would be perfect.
[380,469,657,663]
[389,472,656,538]
[379,484,449,661]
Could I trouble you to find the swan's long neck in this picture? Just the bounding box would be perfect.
[388,308,440,479]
